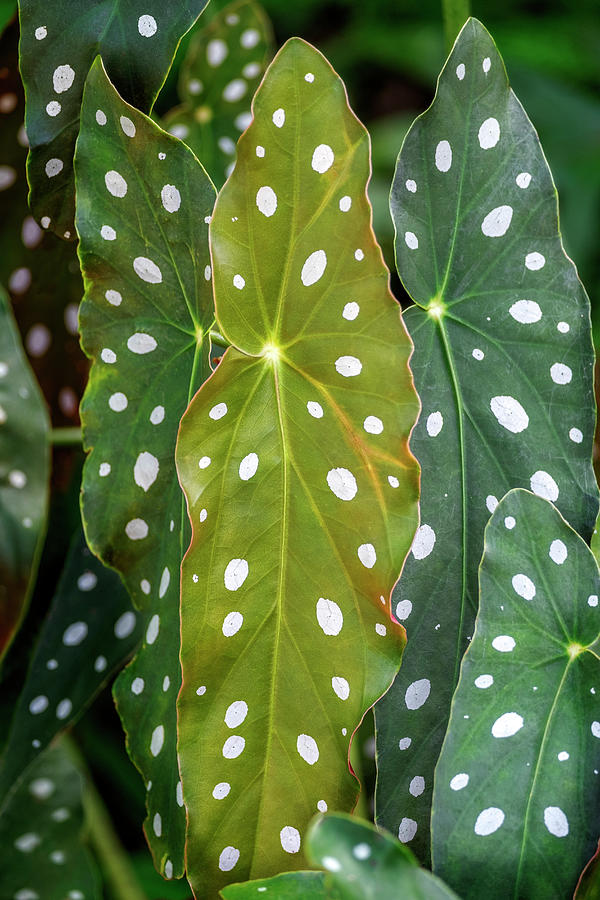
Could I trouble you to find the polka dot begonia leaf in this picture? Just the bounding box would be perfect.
[220,870,333,899]
[163,0,273,188]
[0,286,50,662]
[175,38,419,896]
[0,529,140,809]
[75,59,216,880]
[374,18,599,863]
[432,489,600,899]
[0,741,100,900]
[18,0,210,238]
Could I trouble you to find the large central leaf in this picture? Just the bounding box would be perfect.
[175,38,419,897]
[374,18,599,862]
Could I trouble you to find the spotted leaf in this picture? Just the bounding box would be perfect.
[0,529,140,811]
[307,813,460,899]
[375,17,599,862]
[0,741,100,900]
[432,489,600,899]
[163,0,272,187]
[221,871,334,899]
[75,58,216,878]
[0,285,50,661]
[175,37,419,896]
[18,0,209,238]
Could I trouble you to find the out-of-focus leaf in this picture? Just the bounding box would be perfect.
[375,18,598,863]
[163,0,273,187]
[432,489,600,899]
[221,872,333,899]
[75,58,215,878]
[307,813,460,899]
[0,529,140,812]
[176,37,419,896]
[0,285,50,661]
[18,0,210,238]
[0,741,100,900]
[0,0,15,36]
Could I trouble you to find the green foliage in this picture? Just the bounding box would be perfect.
[18,0,209,238]
[374,17,598,862]
[0,285,49,660]
[163,0,273,187]
[432,488,600,898]
[175,36,419,895]
[0,742,101,900]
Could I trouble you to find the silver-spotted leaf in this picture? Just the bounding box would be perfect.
[307,813,460,899]
[163,0,273,187]
[0,529,140,811]
[18,0,209,238]
[432,489,600,899]
[75,58,216,878]
[0,741,100,900]
[175,37,419,896]
[375,17,598,862]
[0,285,50,661]
[221,872,334,899]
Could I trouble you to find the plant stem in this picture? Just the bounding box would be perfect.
[63,735,148,900]
[50,426,83,446]
[441,0,470,52]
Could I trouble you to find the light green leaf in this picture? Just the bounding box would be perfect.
[375,17,598,862]
[175,37,419,896]
[163,0,273,187]
[0,741,100,900]
[307,813,460,899]
[75,58,216,878]
[0,528,140,811]
[0,285,50,661]
[432,488,600,899]
[221,871,334,899]
[19,0,209,238]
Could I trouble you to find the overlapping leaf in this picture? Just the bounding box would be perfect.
[0,741,100,900]
[0,285,49,661]
[19,0,209,238]
[163,0,273,187]
[375,17,599,862]
[432,489,600,899]
[221,871,333,899]
[175,37,419,897]
[75,58,216,878]
[0,529,140,811]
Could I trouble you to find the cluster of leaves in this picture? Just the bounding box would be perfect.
[0,2,599,900]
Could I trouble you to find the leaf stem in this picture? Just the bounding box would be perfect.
[63,735,148,900]
[441,0,470,51]
[50,427,83,446]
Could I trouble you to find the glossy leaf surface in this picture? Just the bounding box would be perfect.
[163,0,272,187]
[75,59,216,877]
[0,529,140,812]
[221,872,333,899]
[176,37,419,896]
[307,813,460,899]
[432,489,600,899]
[375,17,598,862]
[0,742,100,900]
[19,0,209,237]
[0,286,50,660]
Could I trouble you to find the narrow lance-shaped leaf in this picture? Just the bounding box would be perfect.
[432,489,600,899]
[0,742,101,900]
[163,0,273,187]
[176,37,419,896]
[75,58,216,878]
[375,17,598,861]
[0,528,141,811]
[0,285,50,661]
[18,0,209,238]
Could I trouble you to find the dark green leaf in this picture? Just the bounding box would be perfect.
[75,58,216,877]
[0,285,50,661]
[0,529,140,812]
[432,489,600,899]
[176,37,419,896]
[19,0,209,237]
[375,17,598,862]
